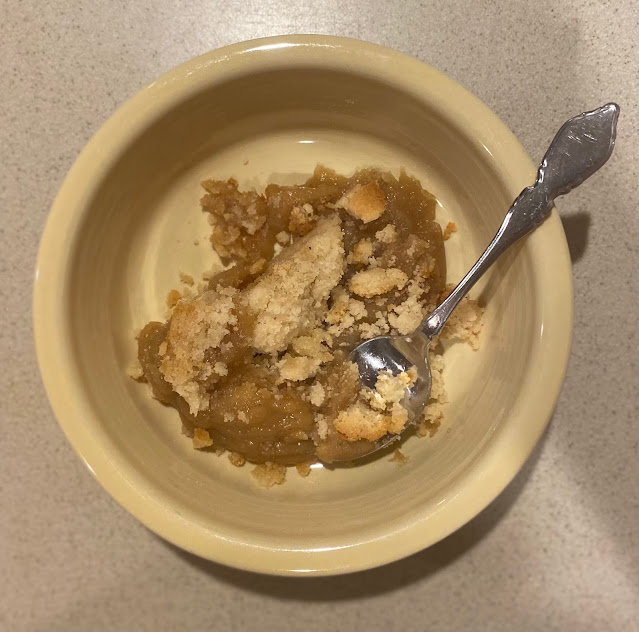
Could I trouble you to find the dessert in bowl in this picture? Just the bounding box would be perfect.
[33,35,572,575]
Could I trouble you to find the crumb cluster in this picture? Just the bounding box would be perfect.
[133,166,483,486]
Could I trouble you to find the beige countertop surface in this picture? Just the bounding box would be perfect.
[2,1,638,630]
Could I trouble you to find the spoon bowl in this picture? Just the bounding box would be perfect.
[349,333,432,417]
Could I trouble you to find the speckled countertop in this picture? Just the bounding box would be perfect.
[1,1,638,630]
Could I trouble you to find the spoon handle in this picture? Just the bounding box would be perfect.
[420,102,619,339]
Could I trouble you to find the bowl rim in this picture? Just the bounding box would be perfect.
[33,34,573,576]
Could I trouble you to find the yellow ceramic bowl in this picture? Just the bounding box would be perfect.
[34,35,572,575]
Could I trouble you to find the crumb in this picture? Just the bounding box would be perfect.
[200,178,265,258]
[296,461,315,477]
[335,368,416,441]
[358,310,391,338]
[277,354,324,381]
[390,449,409,465]
[228,452,246,467]
[443,222,457,240]
[249,259,266,275]
[309,382,326,406]
[193,427,214,449]
[439,289,484,349]
[358,320,387,338]
[166,289,182,309]
[417,254,436,279]
[213,362,228,376]
[290,329,333,357]
[417,354,445,437]
[275,231,290,244]
[427,353,447,404]
[349,268,408,298]
[126,360,144,380]
[179,272,194,286]
[372,368,416,406]
[334,402,391,442]
[289,203,316,234]
[346,238,374,265]
[387,280,425,334]
[336,181,386,223]
[348,298,367,321]
[237,411,248,423]
[240,204,266,235]
[375,224,398,243]
[315,413,329,440]
[325,287,368,337]
[325,287,349,323]
[251,462,287,487]
[417,414,442,437]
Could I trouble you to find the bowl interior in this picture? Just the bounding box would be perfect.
[42,50,567,574]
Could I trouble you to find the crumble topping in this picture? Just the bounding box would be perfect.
[390,449,409,465]
[228,452,246,467]
[347,238,375,265]
[242,216,345,354]
[334,368,417,442]
[133,165,483,477]
[349,267,408,298]
[193,427,214,449]
[375,224,398,244]
[160,288,238,415]
[336,181,386,223]
[289,203,317,234]
[443,222,457,240]
[251,462,287,488]
[295,461,314,477]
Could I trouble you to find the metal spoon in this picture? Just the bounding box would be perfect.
[347,103,619,458]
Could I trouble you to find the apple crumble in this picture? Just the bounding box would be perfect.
[134,166,483,483]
